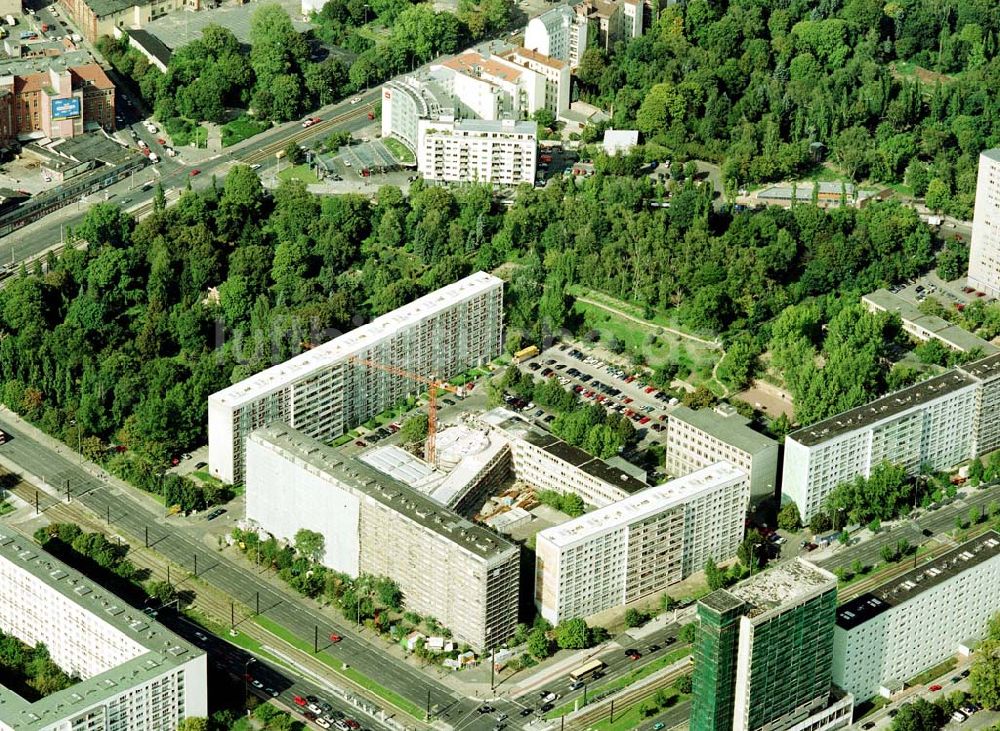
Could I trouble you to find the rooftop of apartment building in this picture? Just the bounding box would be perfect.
[983,148,1000,164]
[863,289,998,355]
[959,351,1000,381]
[449,118,538,135]
[0,49,95,80]
[836,531,1000,631]
[534,4,576,29]
[251,424,518,562]
[442,51,524,84]
[210,271,502,408]
[481,407,649,495]
[669,404,778,454]
[788,370,977,447]
[503,47,568,70]
[537,461,747,548]
[385,74,455,120]
[702,558,836,620]
[0,528,203,728]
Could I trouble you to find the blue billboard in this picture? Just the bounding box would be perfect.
[50,97,81,120]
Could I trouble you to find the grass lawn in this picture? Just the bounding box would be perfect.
[222,116,272,147]
[254,616,425,720]
[908,657,957,687]
[589,690,688,731]
[278,164,320,184]
[0,501,13,516]
[163,117,208,148]
[382,137,415,164]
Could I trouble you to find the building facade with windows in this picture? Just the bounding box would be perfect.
[832,531,1000,702]
[534,462,750,624]
[208,272,503,485]
[968,149,1000,298]
[417,118,536,186]
[691,559,852,731]
[523,5,588,68]
[434,51,546,121]
[0,63,115,144]
[381,75,455,154]
[0,528,207,731]
[665,404,779,504]
[246,424,520,652]
[500,48,570,117]
[782,352,1000,521]
[60,0,199,44]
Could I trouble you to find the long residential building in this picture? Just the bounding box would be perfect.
[534,461,750,624]
[417,118,537,186]
[862,288,998,355]
[968,149,1000,298]
[665,404,779,504]
[0,528,207,731]
[208,272,503,485]
[246,424,520,652]
[832,531,1000,702]
[782,352,1000,521]
[691,559,852,731]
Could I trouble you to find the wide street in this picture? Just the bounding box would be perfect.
[0,413,500,729]
[0,87,382,268]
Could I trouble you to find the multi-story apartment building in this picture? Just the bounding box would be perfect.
[534,462,750,624]
[0,63,115,144]
[863,288,998,355]
[480,407,649,507]
[968,149,1000,298]
[246,424,520,652]
[665,404,779,504]
[208,272,503,485]
[524,5,589,68]
[417,118,537,186]
[574,0,643,52]
[691,559,852,731]
[782,352,1000,521]
[500,48,570,117]
[832,531,1000,702]
[381,75,455,153]
[435,51,546,121]
[0,528,207,731]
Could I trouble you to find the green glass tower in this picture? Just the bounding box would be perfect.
[690,558,839,731]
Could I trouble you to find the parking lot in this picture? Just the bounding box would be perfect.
[333,138,410,176]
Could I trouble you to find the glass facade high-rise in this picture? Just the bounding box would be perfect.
[690,559,844,731]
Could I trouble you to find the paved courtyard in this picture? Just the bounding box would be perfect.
[145,0,310,48]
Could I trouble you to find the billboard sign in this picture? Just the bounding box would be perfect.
[50,97,81,120]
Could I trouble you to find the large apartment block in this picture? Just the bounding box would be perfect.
[500,48,570,117]
[417,118,537,186]
[782,352,1000,521]
[534,462,750,624]
[968,149,1000,298]
[691,559,852,731]
[524,5,589,68]
[0,528,207,731]
[832,531,1000,702]
[208,272,503,485]
[246,424,520,652]
[665,404,779,504]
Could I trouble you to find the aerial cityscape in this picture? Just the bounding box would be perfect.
[0,0,998,730]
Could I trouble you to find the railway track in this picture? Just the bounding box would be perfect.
[241,103,377,166]
[565,660,692,730]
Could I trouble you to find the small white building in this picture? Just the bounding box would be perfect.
[602,129,639,156]
[832,531,1000,702]
[0,528,207,731]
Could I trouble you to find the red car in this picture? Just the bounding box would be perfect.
[157,138,166,145]
[644,386,656,393]
[639,416,650,424]
[329,633,342,643]
[293,695,307,706]
[623,397,633,404]
[189,169,201,176]
[929,684,943,692]
[344,720,360,730]
[354,440,365,447]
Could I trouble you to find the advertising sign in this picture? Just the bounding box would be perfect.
[50,97,81,120]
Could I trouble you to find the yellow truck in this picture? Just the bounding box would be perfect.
[512,345,539,363]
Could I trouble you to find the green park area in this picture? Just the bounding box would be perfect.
[383,136,415,164]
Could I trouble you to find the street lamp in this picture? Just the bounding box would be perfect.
[749,543,762,576]
[243,657,256,715]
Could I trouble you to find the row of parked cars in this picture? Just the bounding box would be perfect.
[292,694,361,730]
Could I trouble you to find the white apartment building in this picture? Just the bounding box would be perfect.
[417,118,537,186]
[524,6,589,68]
[665,404,779,504]
[434,51,546,121]
[0,529,207,731]
[832,531,1000,702]
[208,272,503,485]
[246,424,520,652]
[534,461,749,624]
[501,48,570,117]
[968,149,1000,298]
[782,352,1000,521]
[575,0,643,52]
[381,75,455,153]
[480,407,649,507]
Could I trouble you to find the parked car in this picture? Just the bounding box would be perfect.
[189,169,201,176]
[929,684,943,692]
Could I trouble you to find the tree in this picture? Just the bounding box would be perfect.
[890,697,943,730]
[674,673,693,695]
[777,502,801,531]
[533,108,556,129]
[880,544,896,564]
[832,126,873,181]
[148,580,177,606]
[527,627,551,659]
[284,141,305,165]
[400,414,429,443]
[625,608,648,628]
[925,178,950,213]
[705,557,726,591]
[555,618,590,649]
[561,493,585,517]
[294,528,325,562]
[177,719,209,731]
[678,623,696,644]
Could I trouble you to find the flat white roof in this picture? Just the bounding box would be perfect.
[209,272,502,409]
[537,461,747,549]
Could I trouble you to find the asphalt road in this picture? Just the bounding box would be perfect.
[816,482,1000,572]
[0,415,481,727]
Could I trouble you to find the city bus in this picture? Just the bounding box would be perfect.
[569,658,605,683]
